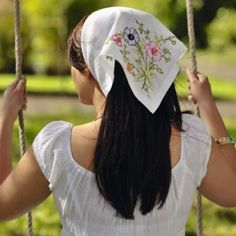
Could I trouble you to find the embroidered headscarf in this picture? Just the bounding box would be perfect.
[80,7,187,113]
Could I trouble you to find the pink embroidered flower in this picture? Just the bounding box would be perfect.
[112,34,122,47]
[145,41,162,61]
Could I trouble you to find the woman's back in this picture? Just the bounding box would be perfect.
[33,114,211,236]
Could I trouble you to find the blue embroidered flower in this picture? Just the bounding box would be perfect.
[124,27,140,46]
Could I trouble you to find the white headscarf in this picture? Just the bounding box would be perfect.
[80,7,187,113]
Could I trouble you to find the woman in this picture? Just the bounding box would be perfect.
[0,7,235,236]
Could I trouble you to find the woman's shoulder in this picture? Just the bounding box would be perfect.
[33,120,73,148]
[38,120,72,136]
[181,113,211,144]
[182,113,204,127]
[40,120,72,132]
[181,113,212,187]
[32,121,74,191]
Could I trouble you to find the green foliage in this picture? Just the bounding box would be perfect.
[116,0,187,35]
[207,8,236,50]
[186,197,236,236]
[116,0,157,15]
[110,0,236,48]
[0,1,15,72]
[1,0,236,73]
[21,0,72,74]
[66,0,116,34]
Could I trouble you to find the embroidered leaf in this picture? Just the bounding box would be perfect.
[106,56,113,61]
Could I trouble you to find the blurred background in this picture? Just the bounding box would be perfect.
[0,0,235,235]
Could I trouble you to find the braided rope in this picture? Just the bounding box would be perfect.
[186,0,197,74]
[14,0,34,235]
[186,1,202,236]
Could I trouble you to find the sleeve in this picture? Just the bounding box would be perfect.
[195,133,212,187]
[32,121,71,191]
[182,114,212,187]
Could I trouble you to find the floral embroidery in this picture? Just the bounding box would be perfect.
[124,27,140,46]
[106,55,114,62]
[112,34,122,47]
[107,19,177,93]
[144,41,162,61]
[126,63,133,74]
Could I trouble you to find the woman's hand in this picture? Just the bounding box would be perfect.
[1,79,27,124]
[186,68,214,105]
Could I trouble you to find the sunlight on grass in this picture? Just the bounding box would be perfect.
[1,73,236,100]
[0,74,75,94]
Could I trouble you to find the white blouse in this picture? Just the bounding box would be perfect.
[32,114,212,236]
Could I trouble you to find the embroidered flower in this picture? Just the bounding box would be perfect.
[145,41,162,61]
[112,34,122,47]
[108,19,175,93]
[124,27,140,46]
[126,63,133,74]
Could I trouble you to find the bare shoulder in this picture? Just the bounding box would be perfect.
[70,120,101,171]
[72,120,101,140]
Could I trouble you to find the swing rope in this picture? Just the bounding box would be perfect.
[186,1,203,236]
[14,0,33,235]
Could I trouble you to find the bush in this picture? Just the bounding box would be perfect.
[207,8,236,50]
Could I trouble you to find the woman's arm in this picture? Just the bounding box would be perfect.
[0,147,51,221]
[0,118,13,184]
[187,69,236,206]
[0,79,26,183]
[0,80,50,221]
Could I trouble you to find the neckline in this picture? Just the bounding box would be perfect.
[67,123,184,177]
[68,123,95,177]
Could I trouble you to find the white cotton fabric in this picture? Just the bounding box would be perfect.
[80,7,187,113]
[32,114,212,236]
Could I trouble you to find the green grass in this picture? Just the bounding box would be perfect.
[0,112,236,235]
[186,197,236,236]
[0,73,236,100]
[0,74,75,94]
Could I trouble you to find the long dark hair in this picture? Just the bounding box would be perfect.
[68,17,183,219]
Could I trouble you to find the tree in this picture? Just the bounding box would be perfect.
[1,0,235,73]
[65,0,116,35]
[22,0,72,74]
[0,0,15,72]
[116,0,236,48]
[193,0,236,47]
